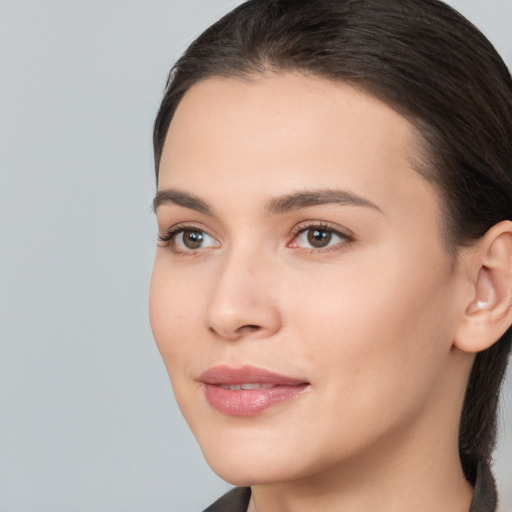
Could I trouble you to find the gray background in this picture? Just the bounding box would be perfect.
[0,1,510,511]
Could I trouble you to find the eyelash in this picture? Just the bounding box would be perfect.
[157,224,217,255]
[158,226,190,244]
[157,222,354,255]
[290,222,354,253]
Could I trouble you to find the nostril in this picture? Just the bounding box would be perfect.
[208,324,259,333]
[239,324,261,332]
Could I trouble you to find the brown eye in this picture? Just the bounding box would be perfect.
[182,230,205,249]
[291,225,351,251]
[307,228,332,248]
[158,226,219,253]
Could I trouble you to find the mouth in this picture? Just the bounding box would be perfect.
[219,383,274,390]
[198,365,310,416]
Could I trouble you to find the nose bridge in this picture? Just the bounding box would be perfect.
[205,241,280,340]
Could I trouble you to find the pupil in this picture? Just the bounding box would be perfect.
[308,229,331,248]
[184,230,203,249]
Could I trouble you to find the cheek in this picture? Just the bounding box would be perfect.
[290,248,456,425]
[149,260,213,427]
[149,259,203,372]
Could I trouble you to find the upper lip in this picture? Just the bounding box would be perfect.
[198,365,309,386]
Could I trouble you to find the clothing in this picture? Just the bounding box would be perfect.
[203,487,250,512]
[469,463,497,512]
[203,463,497,512]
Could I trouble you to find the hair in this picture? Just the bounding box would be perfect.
[153,0,512,484]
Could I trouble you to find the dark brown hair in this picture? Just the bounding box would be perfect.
[153,0,512,483]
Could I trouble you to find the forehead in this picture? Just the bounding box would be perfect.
[159,73,441,233]
[165,73,419,153]
[162,73,422,169]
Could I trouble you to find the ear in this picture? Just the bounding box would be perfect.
[454,221,512,354]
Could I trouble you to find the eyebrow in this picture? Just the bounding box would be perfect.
[265,189,382,215]
[153,189,212,214]
[153,187,381,215]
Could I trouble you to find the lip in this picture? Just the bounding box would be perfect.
[198,365,310,417]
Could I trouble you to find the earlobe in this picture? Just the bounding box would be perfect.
[454,221,512,354]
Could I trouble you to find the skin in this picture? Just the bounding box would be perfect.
[150,73,477,511]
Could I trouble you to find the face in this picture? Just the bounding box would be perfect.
[150,73,468,486]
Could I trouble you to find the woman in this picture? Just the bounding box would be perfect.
[149,0,512,510]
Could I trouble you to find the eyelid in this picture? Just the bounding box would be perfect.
[157,222,220,253]
[157,221,204,242]
[288,221,355,250]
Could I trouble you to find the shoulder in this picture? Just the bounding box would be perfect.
[202,487,251,512]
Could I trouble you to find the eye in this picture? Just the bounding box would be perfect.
[176,229,215,250]
[290,224,352,250]
[158,226,219,253]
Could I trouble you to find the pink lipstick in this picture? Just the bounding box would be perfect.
[199,365,309,416]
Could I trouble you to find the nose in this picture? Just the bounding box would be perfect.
[205,250,281,341]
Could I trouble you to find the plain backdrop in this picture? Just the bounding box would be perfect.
[0,1,511,511]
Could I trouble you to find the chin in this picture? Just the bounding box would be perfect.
[192,423,310,486]
[203,451,298,487]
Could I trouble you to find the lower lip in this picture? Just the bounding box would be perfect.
[203,384,309,416]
